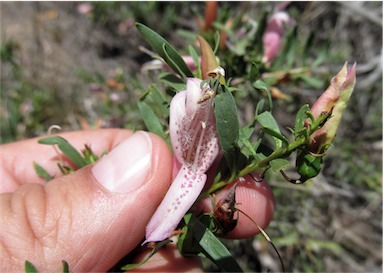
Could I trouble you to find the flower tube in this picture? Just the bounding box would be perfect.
[144,78,220,243]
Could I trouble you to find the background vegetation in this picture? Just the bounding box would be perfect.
[1,2,382,272]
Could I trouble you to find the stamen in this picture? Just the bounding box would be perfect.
[193,121,207,168]
[186,82,215,166]
[186,123,201,163]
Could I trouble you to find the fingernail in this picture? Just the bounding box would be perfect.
[92,131,152,193]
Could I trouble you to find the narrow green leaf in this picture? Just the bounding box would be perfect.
[213,31,221,54]
[312,42,330,68]
[295,74,324,89]
[214,84,240,172]
[188,45,201,78]
[33,162,53,182]
[137,101,167,139]
[285,26,298,68]
[253,80,273,111]
[256,111,288,148]
[188,214,243,272]
[61,260,70,273]
[255,99,265,116]
[302,31,315,61]
[273,26,297,69]
[159,72,186,91]
[294,104,310,134]
[25,261,38,273]
[307,239,343,253]
[261,127,290,148]
[147,84,169,117]
[249,62,260,82]
[253,12,268,54]
[162,43,186,80]
[177,214,205,257]
[38,136,87,168]
[136,23,193,78]
[239,126,257,158]
[121,239,173,270]
[270,158,290,172]
[82,145,99,164]
[149,84,167,103]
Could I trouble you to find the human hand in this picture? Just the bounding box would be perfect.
[0,129,274,272]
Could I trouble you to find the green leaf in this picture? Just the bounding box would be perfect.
[214,84,240,173]
[121,239,173,270]
[312,42,330,68]
[82,145,99,164]
[137,100,167,139]
[38,136,87,168]
[33,162,53,182]
[307,239,343,253]
[188,45,201,78]
[285,26,298,68]
[253,12,268,54]
[145,84,169,118]
[159,72,186,91]
[177,214,205,257]
[25,261,38,273]
[186,214,243,272]
[270,158,291,172]
[302,31,315,61]
[162,43,187,80]
[136,23,193,78]
[296,151,323,182]
[213,31,221,54]
[273,26,297,69]
[256,111,288,148]
[62,260,70,273]
[238,126,257,158]
[294,104,310,134]
[255,99,265,116]
[295,74,324,89]
[253,80,273,111]
[249,62,260,82]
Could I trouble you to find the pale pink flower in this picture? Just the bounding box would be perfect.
[144,78,220,243]
[77,3,93,15]
[262,11,293,64]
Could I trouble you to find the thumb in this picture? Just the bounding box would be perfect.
[0,131,173,272]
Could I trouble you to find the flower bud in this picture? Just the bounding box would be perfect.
[262,11,293,64]
[308,62,356,153]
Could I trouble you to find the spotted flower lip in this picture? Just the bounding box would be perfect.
[144,77,220,243]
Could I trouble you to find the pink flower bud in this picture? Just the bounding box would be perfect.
[262,11,293,64]
[308,62,356,153]
[77,3,93,15]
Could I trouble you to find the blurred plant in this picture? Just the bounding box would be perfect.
[0,40,65,143]
[76,2,186,37]
[176,1,331,105]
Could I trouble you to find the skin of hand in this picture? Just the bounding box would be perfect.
[0,129,274,272]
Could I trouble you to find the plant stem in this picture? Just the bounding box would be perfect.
[204,111,331,195]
